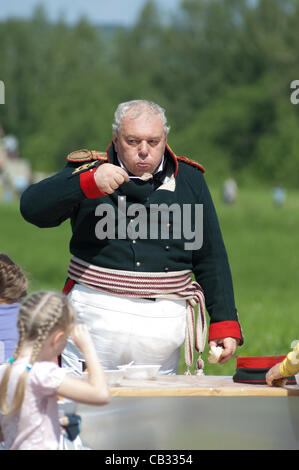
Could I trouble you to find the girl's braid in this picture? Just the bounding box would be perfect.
[30,297,64,364]
[21,292,71,365]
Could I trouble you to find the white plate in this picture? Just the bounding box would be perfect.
[117,364,162,380]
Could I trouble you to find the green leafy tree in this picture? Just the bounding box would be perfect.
[1,0,299,184]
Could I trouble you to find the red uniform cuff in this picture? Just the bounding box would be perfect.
[79,168,106,199]
[208,320,243,345]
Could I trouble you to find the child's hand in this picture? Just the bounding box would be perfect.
[266,363,287,387]
[58,324,110,406]
[70,323,95,354]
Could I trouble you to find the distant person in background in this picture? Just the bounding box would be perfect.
[222,178,237,205]
[0,129,31,201]
[0,254,28,364]
[273,185,286,208]
[266,341,299,387]
[2,135,19,160]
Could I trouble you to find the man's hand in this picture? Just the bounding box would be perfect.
[209,337,238,364]
[94,163,130,194]
[266,363,287,387]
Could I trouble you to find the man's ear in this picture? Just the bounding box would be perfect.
[112,133,119,151]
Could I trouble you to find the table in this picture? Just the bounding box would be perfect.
[108,374,299,396]
[77,375,299,450]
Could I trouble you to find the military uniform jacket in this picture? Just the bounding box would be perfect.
[20,142,243,344]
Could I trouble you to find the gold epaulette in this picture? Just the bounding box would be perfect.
[176,155,205,173]
[66,149,108,163]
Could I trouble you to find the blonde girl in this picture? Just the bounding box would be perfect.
[0,291,110,450]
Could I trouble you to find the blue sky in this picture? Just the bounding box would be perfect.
[0,0,182,26]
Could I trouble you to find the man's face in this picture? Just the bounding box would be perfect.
[113,110,167,176]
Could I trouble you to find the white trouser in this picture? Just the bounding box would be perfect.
[62,283,187,375]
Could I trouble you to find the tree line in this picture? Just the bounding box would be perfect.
[1,0,299,186]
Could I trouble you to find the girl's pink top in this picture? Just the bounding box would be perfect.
[0,357,67,450]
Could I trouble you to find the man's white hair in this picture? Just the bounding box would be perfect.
[112,100,170,136]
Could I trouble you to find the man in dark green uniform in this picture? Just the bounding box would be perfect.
[20,100,242,375]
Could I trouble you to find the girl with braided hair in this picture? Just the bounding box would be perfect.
[0,253,28,363]
[0,291,110,450]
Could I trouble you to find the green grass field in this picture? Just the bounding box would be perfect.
[1,184,299,376]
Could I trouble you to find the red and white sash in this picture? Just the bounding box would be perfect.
[67,256,207,373]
